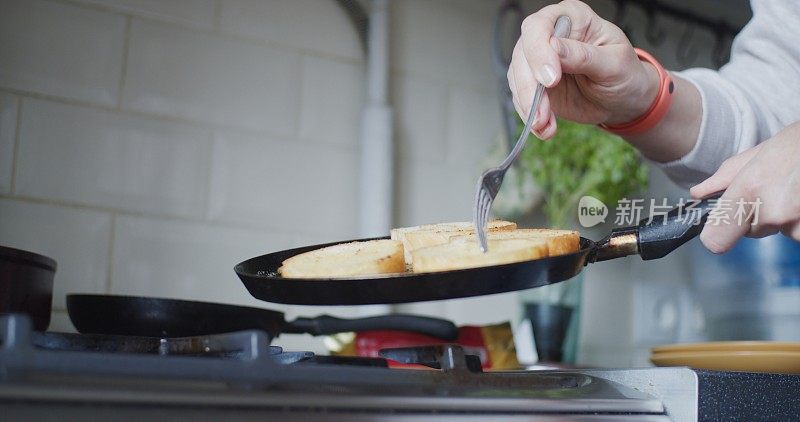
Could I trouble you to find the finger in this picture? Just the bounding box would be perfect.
[747,223,779,239]
[531,92,552,132]
[699,182,753,254]
[512,42,552,128]
[690,144,763,199]
[782,220,800,241]
[512,94,523,123]
[510,41,537,119]
[520,6,561,87]
[519,2,586,88]
[507,66,524,119]
[550,38,622,81]
[534,112,557,140]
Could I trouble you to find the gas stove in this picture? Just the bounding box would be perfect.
[0,314,796,421]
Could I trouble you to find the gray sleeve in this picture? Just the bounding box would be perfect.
[656,0,800,188]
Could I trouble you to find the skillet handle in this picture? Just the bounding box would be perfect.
[289,314,459,341]
[637,193,722,260]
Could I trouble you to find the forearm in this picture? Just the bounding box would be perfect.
[624,74,702,163]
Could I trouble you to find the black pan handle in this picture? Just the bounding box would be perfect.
[593,192,723,262]
[287,314,459,340]
[637,194,721,260]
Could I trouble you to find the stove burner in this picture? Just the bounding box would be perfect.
[30,328,390,367]
[380,344,483,372]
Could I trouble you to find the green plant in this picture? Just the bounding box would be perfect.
[517,119,648,228]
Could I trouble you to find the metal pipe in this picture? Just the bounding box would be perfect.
[358,0,394,316]
[358,0,393,238]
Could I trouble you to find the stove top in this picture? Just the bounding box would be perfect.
[0,314,797,421]
[0,314,668,420]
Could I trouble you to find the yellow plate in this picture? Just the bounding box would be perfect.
[650,350,800,374]
[652,341,800,354]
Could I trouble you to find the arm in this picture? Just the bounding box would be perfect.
[507,0,704,154]
[509,0,800,186]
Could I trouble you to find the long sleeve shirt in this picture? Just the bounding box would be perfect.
[659,0,800,188]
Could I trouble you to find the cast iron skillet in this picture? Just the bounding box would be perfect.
[235,197,720,306]
[66,294,459,340]
[0,245,56,331]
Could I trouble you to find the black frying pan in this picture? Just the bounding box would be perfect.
[235,197,720,306]
[66,294,459,340]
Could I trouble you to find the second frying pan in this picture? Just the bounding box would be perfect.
[235,196,720,305]
[66,294,459,340]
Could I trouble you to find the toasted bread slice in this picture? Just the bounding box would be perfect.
[279,239,404,278]
[450,228,580,256]
[411,238,548,273]
[391,220,517,266]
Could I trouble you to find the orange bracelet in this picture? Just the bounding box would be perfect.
[599,48,674,137]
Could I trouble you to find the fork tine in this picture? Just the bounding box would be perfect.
[475,189,493,252]
[476,190,489,224]
[481,190,492,217]
[478,197,488,228]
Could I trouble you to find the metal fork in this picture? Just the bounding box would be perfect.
[473,15,572,252]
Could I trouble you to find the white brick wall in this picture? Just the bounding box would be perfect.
[0,0,126,106]
[109,215,292,307]
[0,0,504,347]
[219,0,363,61]
[207,130,359,236]
[75,0,217,29]
[16,99,213,217]
[298,55,364,147]
[122,18,303,135]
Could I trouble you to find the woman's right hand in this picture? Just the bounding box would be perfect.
[508,0,660,139]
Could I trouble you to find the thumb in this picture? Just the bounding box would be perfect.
[690,144,763,199]
[550,38,622,81]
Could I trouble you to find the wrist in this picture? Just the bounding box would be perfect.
[599,48,673,137]
[605,58,661,126]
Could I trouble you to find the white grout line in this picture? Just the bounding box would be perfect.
[0,86,363,155]
[0,194,337,240]
[51,0,365,65]
[213,0,223,33]
[9,97,22,194]
[116,16,132,110]
[0,86,309,146]
[201,130,216,222]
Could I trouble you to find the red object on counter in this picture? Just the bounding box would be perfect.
[351,326,493,370]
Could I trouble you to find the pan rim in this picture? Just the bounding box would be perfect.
[234,236,596,282]
[66,293,286,315]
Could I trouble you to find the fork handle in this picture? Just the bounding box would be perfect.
[499,15,572,171]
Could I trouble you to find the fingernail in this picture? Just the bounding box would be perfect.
[537,64,557,87]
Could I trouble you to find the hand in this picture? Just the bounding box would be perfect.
[508,0,660,139]
[690,122,800,253]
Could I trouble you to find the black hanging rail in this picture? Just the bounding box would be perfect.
[606,0,748,67]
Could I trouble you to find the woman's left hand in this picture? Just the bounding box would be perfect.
[690,121,800,253]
